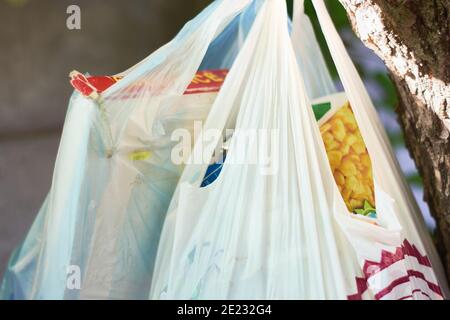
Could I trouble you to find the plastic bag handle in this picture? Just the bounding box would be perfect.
[103,0,253,97]
[311,0,403,185]
[291,0,335,98]
[292,0,305,23]
[180,0,325,187]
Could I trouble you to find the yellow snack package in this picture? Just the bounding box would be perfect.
[312,93,376,219]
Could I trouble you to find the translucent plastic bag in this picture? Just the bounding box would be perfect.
[311,0,448,299]
[0,0,326,300]
[2,0,448,300]
[1,0,259,300]
[149,0,449,300]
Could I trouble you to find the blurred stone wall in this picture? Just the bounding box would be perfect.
[0,0,209,275]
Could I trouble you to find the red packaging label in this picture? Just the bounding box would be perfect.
[70,69,228,98]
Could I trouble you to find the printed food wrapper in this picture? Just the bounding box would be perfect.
[312,92,376,218]
[69,69,228,99]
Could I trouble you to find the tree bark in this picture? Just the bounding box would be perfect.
[337,0,450,282]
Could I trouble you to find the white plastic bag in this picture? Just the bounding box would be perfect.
[1,0,331,300]
[311,0,448,300]
[1,0,257,300]
[149,0,449,299]
[150,0,358,299]
[2,0,447,300]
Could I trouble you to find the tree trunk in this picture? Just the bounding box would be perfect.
[337,0,450,282]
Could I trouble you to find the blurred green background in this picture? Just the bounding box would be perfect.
[0,0,431,276]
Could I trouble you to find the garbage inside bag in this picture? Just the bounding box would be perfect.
[149,0,449,300]
[1,0,448,301]
[69,69,228,98]
[313,93,376,218]
[1,0,261,299]
[201,92,377,221]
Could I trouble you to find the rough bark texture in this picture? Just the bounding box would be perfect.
[338,0,450,282]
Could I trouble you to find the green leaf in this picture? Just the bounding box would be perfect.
[407,174,423,186]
